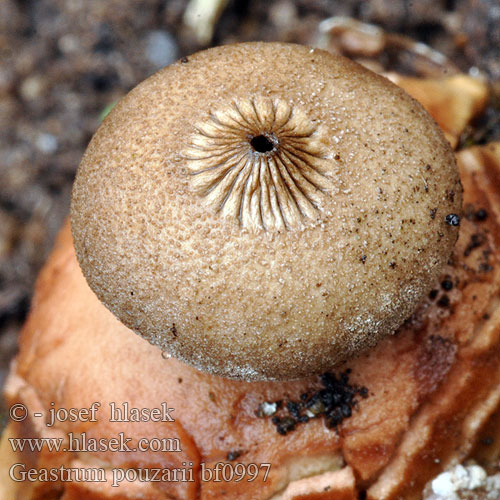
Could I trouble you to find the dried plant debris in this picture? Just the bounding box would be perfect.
[256,370,368,435]
[316,16,460,78]
[460,98,500,148]
[183,0,230,45]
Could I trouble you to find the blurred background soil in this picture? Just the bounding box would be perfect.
[1,0,500,401]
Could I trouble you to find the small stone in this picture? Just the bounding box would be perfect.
[145,30,178,69]
[36,133,58,154]
[269,1,297,30]
[431,463,488,498]
[431,471,457,497]
[467,465,487,489]
[437,295,450,308]
[441,279,453,291]
[445,214,460,226]
[58,34,80,54]
[256,401,277,417]
[475,208,488,221]
[226,450,242,461]
[20,75,44,101]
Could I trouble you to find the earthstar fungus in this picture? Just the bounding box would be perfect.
[70,42,462,380]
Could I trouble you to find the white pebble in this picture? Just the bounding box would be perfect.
[260,402,277,416]
[58,34,80,54]
[36,133,58,154]
[145,30,178,69]
[468,464,487,489]
[431,464,488,498]
[432,472,458,497]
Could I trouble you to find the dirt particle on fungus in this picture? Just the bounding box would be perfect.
[178,377,183,383]
[359,387,369,398]
[260,371,368,435]
[475,208,488,221]
[256,401,278,417]
[287,401,301,417]
[479,263,493,272]
[464,233,486,257]
[181,56,189,63]
[437,295,450,308]
[441,278,453,291]
[208,391,216,402]
[445,214,460,226]
[429,289,439,300]
[171,323,177,337]
[430,208,437,220]
[226,450,242,461]
[389,261,396,269]
[467,205,489,222]
[360,255,367,264]
[276,416,297,435]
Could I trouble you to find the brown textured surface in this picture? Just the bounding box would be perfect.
[71,42,461,381]
[2,141,500,499]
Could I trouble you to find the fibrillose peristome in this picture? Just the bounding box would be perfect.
[184,96,337,232]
